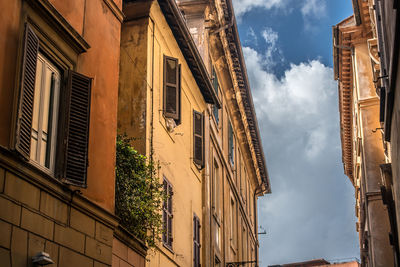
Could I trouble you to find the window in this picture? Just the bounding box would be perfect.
[215,256,221,267]
[230,196,236,247]
[193,111,204,167]
[15,24,92,187]
[163,55,181,123]
[215,220,221,251]
[212,160,220,216]
[30,53,61,171]
[228,120,234,165]
[212,66,219,124]
[163,178,173,249]
[249,189,254,225]
[193,214,201,267]
[242,226,247,261]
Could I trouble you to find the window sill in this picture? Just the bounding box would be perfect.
[162,242,174,254]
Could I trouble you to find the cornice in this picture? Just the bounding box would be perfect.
[214,0,270,194]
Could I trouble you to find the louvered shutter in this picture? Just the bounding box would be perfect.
[15,24,39,159]
[162,180,168,243]
[62,71,92,187]
[163,56,180,122]
[228,121,234,164]
[193,215,201,267]
[167,183,173,247]
[380,87,386,122]
[193,111,204,167]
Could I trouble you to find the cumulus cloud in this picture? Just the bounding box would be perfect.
[260,27,284,71]
[244,27,258,46]
[301,0,327,18]
[242,46,359,264]
[232,0,327,22]
[232,0,287,18]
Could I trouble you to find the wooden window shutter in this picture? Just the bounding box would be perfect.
[212,67,218,94]
[193,214,201,267]
[193,110,204,167]
[62,70,92,187]
[163,56,180,122]
[15,24,39,159]
[228,121,234,164]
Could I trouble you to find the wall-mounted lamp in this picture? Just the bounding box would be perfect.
[32,252,54,266]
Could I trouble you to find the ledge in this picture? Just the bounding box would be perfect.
[0,146,119,229]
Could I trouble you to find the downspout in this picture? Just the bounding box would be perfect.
[254,184,265,267]
[150,16,155,161]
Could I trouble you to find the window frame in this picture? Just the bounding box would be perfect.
[193,213,201,267]
[193,110,204,168]
[228,119,235,166]
[29,52,62,175]
[12,3,91,188]
[211,66,220,126]
[163,55,181,123]
[163,177,174,250]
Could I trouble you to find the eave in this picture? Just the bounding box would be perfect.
[217,0,270,194]
[123,0,220,108]
[158,0,221,108]
[334,16,356,184]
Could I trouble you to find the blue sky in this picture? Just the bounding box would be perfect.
[231,0,360,265]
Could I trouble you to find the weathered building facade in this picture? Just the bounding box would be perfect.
[118,0,270,266]
[179,0,271,266]
[0,0,147,266]
[333,0,398,266]
[0,0,269,266]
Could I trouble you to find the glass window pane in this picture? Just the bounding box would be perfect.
[166,58,177,84]
[32,59,43,132]
[41,66,53,133]
[30,137,38,161]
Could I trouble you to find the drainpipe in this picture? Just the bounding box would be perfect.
[150,16,155,161]
[254,183,265,267]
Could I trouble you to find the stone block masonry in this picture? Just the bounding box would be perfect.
[0,166,115,267]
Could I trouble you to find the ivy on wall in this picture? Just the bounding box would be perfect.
[115,134,164,248]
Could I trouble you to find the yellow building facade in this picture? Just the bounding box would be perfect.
[118,0,270,267]
[334,0,395,265]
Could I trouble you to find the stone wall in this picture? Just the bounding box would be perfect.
[0,155,117,267]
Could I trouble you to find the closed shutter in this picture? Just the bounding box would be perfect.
[62,71,92,187]
[163,178,173,248]
[167,183,173,246]
[228,121,234,164]
[162,180,168,244]
[212,67,219,123]
[193,215,201,267]
[163,56,180,122]
[193,111,204,167]
[15,24,39,159]
[380,87,386,122]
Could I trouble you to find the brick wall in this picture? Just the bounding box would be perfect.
[0,163,116,267]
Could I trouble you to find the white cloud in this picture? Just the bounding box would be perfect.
[260,27,283,69]
[232,0,287,17]
[242,46,359,264]
[232,0,327,22]
[245,27,258,46]
[262,28,278,45]
[301,0,327,18]
[243,46,336,159]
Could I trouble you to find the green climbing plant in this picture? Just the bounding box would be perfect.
[115,134,164,248]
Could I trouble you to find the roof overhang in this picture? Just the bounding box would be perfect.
[217,0,270,194]
[158,0,221,108]
[123,0,221,108]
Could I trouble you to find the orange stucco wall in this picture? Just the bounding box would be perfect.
[76,0,121,212]
[0,0,121,212]
[0,1,21,146]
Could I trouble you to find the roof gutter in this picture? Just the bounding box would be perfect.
[225,0,271,193]
[158,0,221,108]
